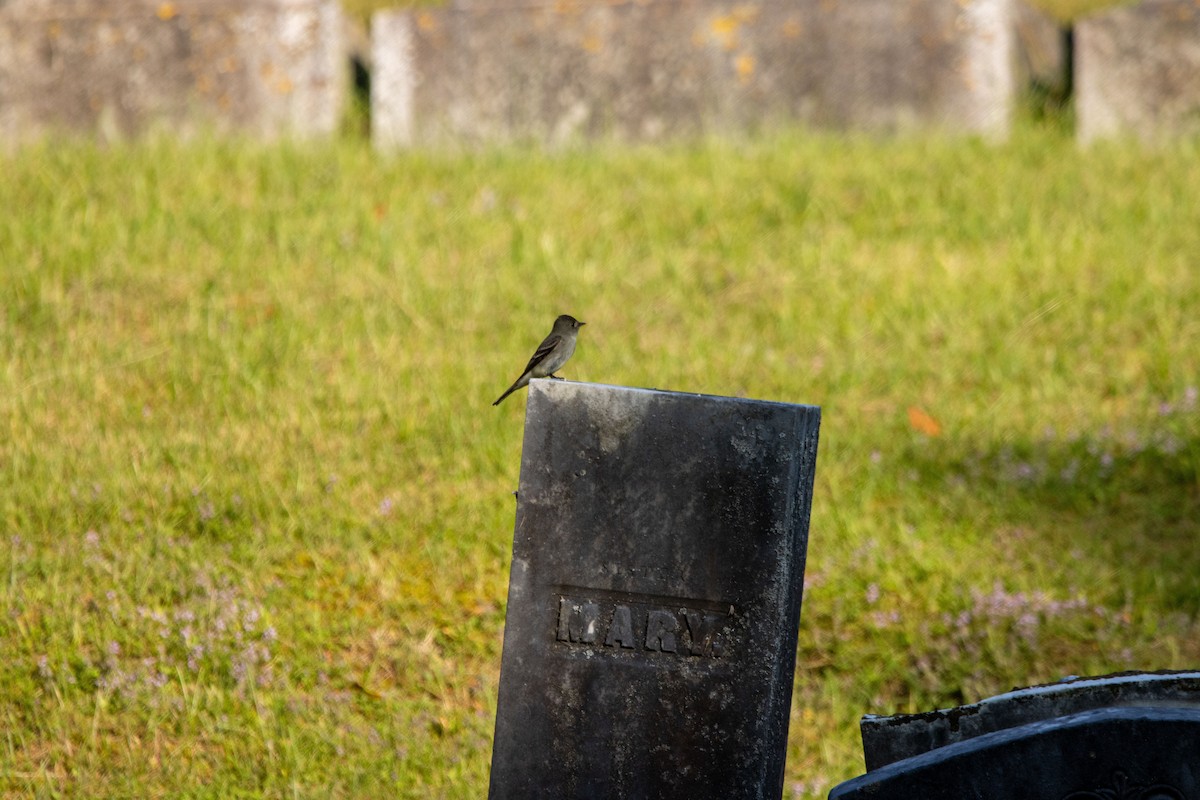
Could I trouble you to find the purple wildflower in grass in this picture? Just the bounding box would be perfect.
[869,450,882,465]
[865,584,881,605]
[84,530,100,547]
[379,497,394,516]
[188,645,205,673]
[262,626,277,644]
[1016,612,1039,644]
[792,777,832,798]
[1158,402,1174,416]
[198,501,216,522]
[37,655,52,681]
[1184,385,1198,409]
[869,610,901,628]
[257,664,275,689]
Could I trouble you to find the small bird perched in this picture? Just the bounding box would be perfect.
[493,314,586,406]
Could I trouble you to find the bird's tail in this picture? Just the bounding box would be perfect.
[493,380,521,406]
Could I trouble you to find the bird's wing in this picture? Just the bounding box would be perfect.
[522,334,563,374]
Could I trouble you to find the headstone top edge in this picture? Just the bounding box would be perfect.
[528,378,822,414]
[861,670,1200,728]
[1076,0,1200,22]
[3,0,329,10]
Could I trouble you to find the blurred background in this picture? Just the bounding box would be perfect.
[1,0,1198,796]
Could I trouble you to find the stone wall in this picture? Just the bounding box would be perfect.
[5,0,1196,146]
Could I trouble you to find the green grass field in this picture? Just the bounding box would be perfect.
[2,115,1198,797]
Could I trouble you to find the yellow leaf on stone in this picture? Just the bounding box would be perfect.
[735,53,755,84]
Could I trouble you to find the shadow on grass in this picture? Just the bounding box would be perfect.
[905,424,1200,610]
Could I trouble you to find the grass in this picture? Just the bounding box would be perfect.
[1,118,1198,797]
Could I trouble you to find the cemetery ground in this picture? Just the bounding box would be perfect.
[2,119,1199,798]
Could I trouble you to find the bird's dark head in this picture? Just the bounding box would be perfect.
[555,314,585,331]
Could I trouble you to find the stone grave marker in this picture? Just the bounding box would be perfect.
[372,0,1016,146]
[1076,0,1200,143]
[0,0,343,142]
[861,670,1200,770]
[488,380,820,799]
[830,671,1200,799]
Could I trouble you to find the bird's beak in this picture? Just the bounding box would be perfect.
[579,321,587,326]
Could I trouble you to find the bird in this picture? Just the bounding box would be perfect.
[493,314,586,406]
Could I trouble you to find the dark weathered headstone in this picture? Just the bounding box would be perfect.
[830,672,1200,800]
[860,670,1200,770]
[0,0,342,142]
[488,380,820,799]
[1076,0,1200,143]
[830,707,1200,800]
[372,0,1016,146]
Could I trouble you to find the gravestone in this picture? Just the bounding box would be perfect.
[372,0,1016,146]
[830,672,1200,800]
[488,380,821,799]
[832,707,1200,799]
[0,0,342,142]
[861,670,1200,770]
[1076,0,1200,143]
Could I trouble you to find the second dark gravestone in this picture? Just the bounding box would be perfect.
[488,380,821,799]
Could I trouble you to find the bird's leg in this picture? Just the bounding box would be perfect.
[549,373,564,380]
